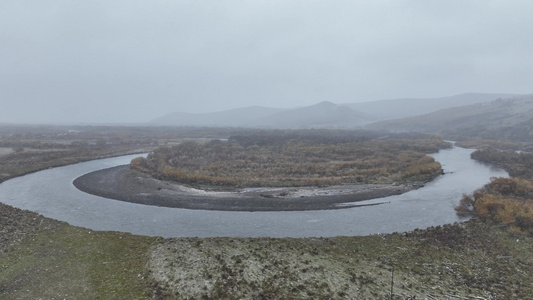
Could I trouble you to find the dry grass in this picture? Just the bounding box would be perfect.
[0,205,157,299]
[134,138,446,188]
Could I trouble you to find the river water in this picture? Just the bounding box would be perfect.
[0,146,507,238]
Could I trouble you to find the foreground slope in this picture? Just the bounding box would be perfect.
[3,200,532,299]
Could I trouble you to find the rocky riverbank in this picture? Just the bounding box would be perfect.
[147,220,533,299]
[73,165,424,211]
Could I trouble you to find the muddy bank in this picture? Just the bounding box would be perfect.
[73,165,424,211]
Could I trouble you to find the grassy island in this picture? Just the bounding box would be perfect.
[131,132,450,188]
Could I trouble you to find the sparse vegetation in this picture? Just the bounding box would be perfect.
[0,203,157,299]
[147,221,533,299]
[0,124,244,183]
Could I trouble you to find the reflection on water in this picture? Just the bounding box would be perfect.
[0,147,508,238]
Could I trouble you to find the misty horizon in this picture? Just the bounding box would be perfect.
[2,1,533,124]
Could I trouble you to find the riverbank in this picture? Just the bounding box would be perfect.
[0,146,152,184]
[2,145,506,238]
[73,165,424,211]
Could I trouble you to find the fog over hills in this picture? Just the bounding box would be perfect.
[366,94,533,141]
[251,101,374,129]
[151,93,522,129]
[152,101,374,128]
[151,106,287,127]
[344,93,518,120]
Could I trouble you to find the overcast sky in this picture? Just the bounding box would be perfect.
[1,1,532,124]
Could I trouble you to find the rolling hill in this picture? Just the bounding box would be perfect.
[366,95,533,141]
[151,101,374,129]
[343,93,518,120]
[150,93,526,131]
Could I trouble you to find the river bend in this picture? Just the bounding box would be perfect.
[0,147,507,238]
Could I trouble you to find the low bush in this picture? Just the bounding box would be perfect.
[132,134,448,188]
[460,177,533,235]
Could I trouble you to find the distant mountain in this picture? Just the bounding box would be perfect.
[151,101,374,129]
[343,93,518,121]
[366,95,533,142]
[252,101,373,129]
[151,93,528,131]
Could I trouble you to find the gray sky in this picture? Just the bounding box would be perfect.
[1,0,532,124]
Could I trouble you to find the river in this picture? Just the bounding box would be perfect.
[0,146,507,238]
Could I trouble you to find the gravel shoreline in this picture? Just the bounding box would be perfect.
[73,165,424,211]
